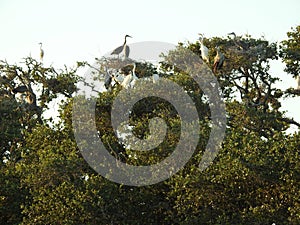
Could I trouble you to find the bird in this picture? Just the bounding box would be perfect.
[228,32,249,50]
[198,34,209,64]
[104,71,112,90]
[39,42,44,61]
[152,73,159,83]
[12,85,28,94]
[213,46,225,74]
[111,35,132,59]
[121,63,137,89]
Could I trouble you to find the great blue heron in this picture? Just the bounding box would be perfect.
[213,46,225,74]
[104,69,112,90]
[228,32,249,50]
[39,42,44,61]
[111,35,132,59]
[198,34,209,64]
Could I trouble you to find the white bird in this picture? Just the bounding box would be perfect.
[121,63,138,89]
[213,46,225,74]
[111,35,132,59]
[199,34,209,64]
[39,42,44,61]
[152,73,159,83]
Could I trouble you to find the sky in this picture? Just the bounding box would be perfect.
[0,0,299,131]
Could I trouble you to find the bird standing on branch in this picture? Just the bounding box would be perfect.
[228,32,249,51]
[111,35,132,60]
[39,42,44,61]
[121,63,137,89]
[213,46,225,74]
[198,34,209,64]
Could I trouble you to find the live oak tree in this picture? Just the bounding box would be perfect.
[1,26,299,224]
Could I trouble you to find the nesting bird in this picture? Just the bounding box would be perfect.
[213,46,225,74]
[111,35,132,60]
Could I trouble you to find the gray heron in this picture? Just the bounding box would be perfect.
[213,46,225,74]
[198,34,209,64]
[111,35,132,59]
[39,42,44,61]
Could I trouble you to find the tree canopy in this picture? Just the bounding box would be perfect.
[1,26,300,225]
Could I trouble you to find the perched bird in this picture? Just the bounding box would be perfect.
[104,72,112,90]
[228,32,249,50]
[213,46,225,74]
[12,85,28,94]
[152,73,159,83]
[198,34,209,64]
[39,42,44,61]
[111,35,132,59]
[121,63,137,89]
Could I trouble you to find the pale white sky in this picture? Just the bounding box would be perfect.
[0,0,299,131]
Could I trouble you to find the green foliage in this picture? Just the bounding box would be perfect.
[1,27,300,224]
[280,25,300,78]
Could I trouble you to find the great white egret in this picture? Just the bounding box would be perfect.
[198,34,209,64]
[213,46,225,74]
[121,63,137,88]
[152,73,159,83]
[39,42,44,61]
[111,35,132,59]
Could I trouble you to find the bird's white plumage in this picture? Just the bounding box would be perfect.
[199,35,209,64]
[121,73,133,89]
[152,73,159,83]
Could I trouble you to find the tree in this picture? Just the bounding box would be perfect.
[1,27,300,224]
[280,25,300,95]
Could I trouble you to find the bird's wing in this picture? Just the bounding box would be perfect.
[12,85,28,93]
[111,45,123,55]
[125,45,130,58]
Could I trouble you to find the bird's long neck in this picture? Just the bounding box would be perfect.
[124,36,127,45]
